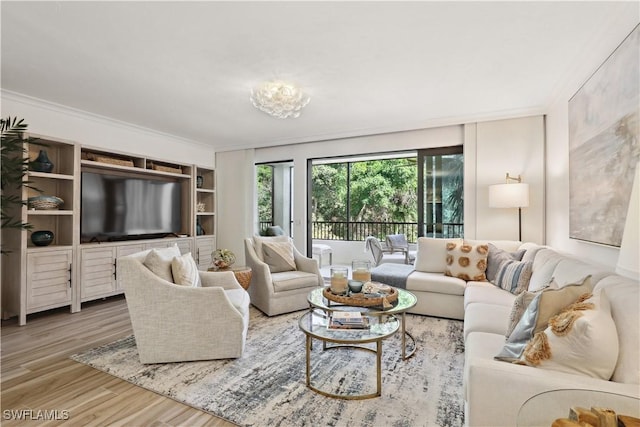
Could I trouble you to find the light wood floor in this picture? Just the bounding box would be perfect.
[1,296,236,426]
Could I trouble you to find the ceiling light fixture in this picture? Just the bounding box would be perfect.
[250,80,310,119]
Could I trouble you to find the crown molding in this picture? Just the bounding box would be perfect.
[0,89,212,149]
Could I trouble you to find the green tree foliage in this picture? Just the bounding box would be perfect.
[257,165,273,223]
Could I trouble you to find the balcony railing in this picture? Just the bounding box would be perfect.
[312,221,463,242]
[260,219,463,241]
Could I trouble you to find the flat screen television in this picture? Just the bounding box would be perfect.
[81,172,182,241]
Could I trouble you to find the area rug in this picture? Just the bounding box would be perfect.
[71,308,465,427]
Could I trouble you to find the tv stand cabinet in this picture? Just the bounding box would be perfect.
[1,137,216,325]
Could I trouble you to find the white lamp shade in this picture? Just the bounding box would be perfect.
[489,183,530,208]
[616,163,639,280]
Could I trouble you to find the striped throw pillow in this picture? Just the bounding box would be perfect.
[495,259,533,294]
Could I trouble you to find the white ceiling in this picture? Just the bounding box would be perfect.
[0,1,635,151]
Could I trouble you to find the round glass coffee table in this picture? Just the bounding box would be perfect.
[298,309,399,400]
[307,286,417,359]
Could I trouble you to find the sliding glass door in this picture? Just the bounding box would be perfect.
[417,147,464,238]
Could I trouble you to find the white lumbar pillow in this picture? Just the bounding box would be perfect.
[171,253,201,287]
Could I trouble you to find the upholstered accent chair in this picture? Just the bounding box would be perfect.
[118,248,250,364]
[365,236,408,266]
[244,236,323,316]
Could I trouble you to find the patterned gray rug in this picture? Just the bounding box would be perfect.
[71,308,465,427]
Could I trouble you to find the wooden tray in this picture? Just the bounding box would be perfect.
[323,286,398,308]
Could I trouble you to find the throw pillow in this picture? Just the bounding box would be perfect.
[444,241,489,281]
[262,241,296,273]
[143,245,181,283]
[505,280,556,338]
[495,276,592,362]
[171,252,201,287]
[520,291,619,380]
[495,259,533,295]
[253,235,289,262]
[486,243,526,283]
[414,237,462,273]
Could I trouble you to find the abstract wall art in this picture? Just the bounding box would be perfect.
[569,24,639,247]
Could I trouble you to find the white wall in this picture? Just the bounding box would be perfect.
[1,91,215,164]
[545,16,639,269]
[219,117,546,265]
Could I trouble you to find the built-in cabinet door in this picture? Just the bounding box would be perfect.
[80,247,117,300]
[195,237,216,270]
[26,249,73,312]
[175,239,193,255]
[115,244,145,291]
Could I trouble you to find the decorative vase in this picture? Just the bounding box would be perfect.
[31,230,54,246]
[330,267,349,294]
[31,150,54,173]
[212,249,236,270]
[196,222,205,236]
[196,175,204,188]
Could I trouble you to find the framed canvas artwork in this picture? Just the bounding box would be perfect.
[569,24,639,247]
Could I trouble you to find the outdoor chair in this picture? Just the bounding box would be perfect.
[385,234,417,264]
[365,236,407,266]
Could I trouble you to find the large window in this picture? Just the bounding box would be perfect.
[311,153,418,241]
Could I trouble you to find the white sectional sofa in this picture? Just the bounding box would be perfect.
[403,238,640,427]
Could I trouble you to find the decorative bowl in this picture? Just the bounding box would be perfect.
[28,195,64,210]
[348,280,363,293]
[31,230,54,246]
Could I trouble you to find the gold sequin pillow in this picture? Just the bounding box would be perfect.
[444,241,489,281]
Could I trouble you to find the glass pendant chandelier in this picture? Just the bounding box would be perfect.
[250,80,310,119]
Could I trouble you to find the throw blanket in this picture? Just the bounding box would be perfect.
[371,263,415,289]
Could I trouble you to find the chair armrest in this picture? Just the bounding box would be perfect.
[244,238,274,289]
[200,270,242,290]
[293,247,324,286]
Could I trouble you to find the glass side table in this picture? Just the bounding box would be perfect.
[517,389,640,426]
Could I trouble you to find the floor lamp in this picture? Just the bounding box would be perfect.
[489,173,530,241]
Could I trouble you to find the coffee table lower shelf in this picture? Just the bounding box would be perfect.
[298,310,399,400]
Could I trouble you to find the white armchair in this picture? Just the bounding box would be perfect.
[244,236,323,316]
[118,249,250,364]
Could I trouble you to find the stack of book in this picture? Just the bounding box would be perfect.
[328,311,370,330]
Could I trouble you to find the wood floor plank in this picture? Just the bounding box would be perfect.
[1,295,236,427]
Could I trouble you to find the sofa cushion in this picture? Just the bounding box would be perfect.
[495,260,533,295]
[594,276,640,384]
[414,237,462,273]
[253,235,289,262]
[406,271,466,296]
[464,281,515,309]
[445,241,489,281]
[171,252,201,287]
[143,245,181,283]
[262,241,296,273]
[271,271,319,292]
[551,258,612,288]
[495,277,593,362]
[486,243,526,283]
[520,290,618,380]
[464,303,513,340]
[528,249,565,291]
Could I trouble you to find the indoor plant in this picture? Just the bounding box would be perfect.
[212,248,236,270]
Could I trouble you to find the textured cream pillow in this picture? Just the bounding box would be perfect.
[505,281,556,338]
[171,252,201,287]
[253,235,289,261]
[143,245,181,282]
[414,238,462,273]
[262,241,296,273]
[495,276,593,362]
[521,291,618,380]
[444,241,488,281]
